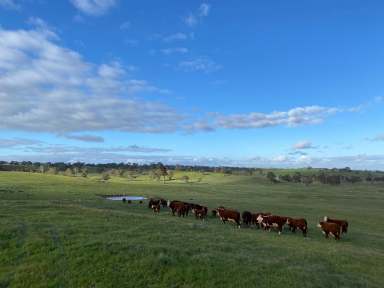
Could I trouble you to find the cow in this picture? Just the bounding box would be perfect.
[193,206,208,220]
[216,207,241,228]
[257,215,288,235]
[286,218,308,237]
[148,198,161,209]
[317,221,341,240]
[151,203,160,214]
[251,212,271,228]
[242,211,252,226]
[324,216,348,233]
[211,206,224,217]
[175,203,189,217]
[168,200,191,216]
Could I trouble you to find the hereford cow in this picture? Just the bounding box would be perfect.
[151,203,160,213]
[257,215,288,234]
[317,221,341,240]
[324,216,348,233]
[193,206,208,219]
[216,207,241,228]
[168,200,191,216]
[286,218,308,237]
[252,212,271,228]
[242,211,252,226]
[148,198,161,209]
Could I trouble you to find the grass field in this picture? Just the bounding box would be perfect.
[1,171,383,288]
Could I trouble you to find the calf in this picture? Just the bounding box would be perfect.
[216,207,241,228]
[317,221,341,240]
[151,203,160,213]
[242,211,252,226]
[257,215,287,235]
[324,216,348,233]
[148,198,161,209]
[286,218,308,237]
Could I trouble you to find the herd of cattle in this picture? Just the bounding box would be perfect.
[147,198,349,240]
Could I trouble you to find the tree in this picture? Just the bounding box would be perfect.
[181,175,189,183]
[292,172,302,183]
[64,168,74,177]
[167,170,174,181]
[266,171,277,183]
[301,176,313,186]
[81,168,88,178]
[101,172,110,181]
[157,162,168,183]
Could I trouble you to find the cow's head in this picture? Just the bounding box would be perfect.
[167,200,171,207]
[256,215,264,224]
[323,216,328,222]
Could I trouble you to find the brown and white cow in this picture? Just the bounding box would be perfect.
[324,216,348,233]
[317,221,341,240]
[216,207,241,228]
[168,200,188,216]
[193,206,208,220]
[252,212,271,228]
[257,215,288,234]
[286,218,308,237]
[151,203,160,213]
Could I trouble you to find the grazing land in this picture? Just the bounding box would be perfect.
[1,171,383,288]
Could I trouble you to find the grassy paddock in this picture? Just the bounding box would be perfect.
[1,171,383,287]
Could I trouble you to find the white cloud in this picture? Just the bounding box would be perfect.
[184,14,198,27]
[0,27,184,134]
[293,140,315,150]
[161,47,188,55]
[163,33,188,42]
[184,3,211,27]
[178,56,221,73]
[70,0,116,16]
[199,3,210,17]
[120,21,131,30]
[0,0,20,9]
[215,106,340,129]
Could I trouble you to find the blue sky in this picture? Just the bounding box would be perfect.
[0,0,384,169]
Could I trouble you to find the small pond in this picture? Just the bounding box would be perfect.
[105,196,147,201]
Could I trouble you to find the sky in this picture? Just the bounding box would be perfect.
[0,0,384,169]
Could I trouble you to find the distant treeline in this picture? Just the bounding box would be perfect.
[0,161,383,185]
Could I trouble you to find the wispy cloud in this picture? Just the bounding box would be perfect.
[215,106,341,129]
[0,0,20,9]
[0,138,42,148]
[184,3,211,27]
[163,33,188,42]
[120,21,131,30]
[178,56,221,73]
[161,47,189,55]
[368,134,384,142]
[63,134,105,143]
[70,0,116,16]
[293,140,315,150]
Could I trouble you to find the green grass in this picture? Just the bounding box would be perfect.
[1,171,383,288]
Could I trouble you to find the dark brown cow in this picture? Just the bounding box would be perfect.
[148,198,161,209]
[324,216,348,233]
[168,200,192,216]
[242,211,252,226]
[151,203,160,213]
[216,207,241,228]
[317,221,341,240]
[251,212,271,228]
[257,215,288,234]
[287,218,308,237]
[193,206,208,219]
